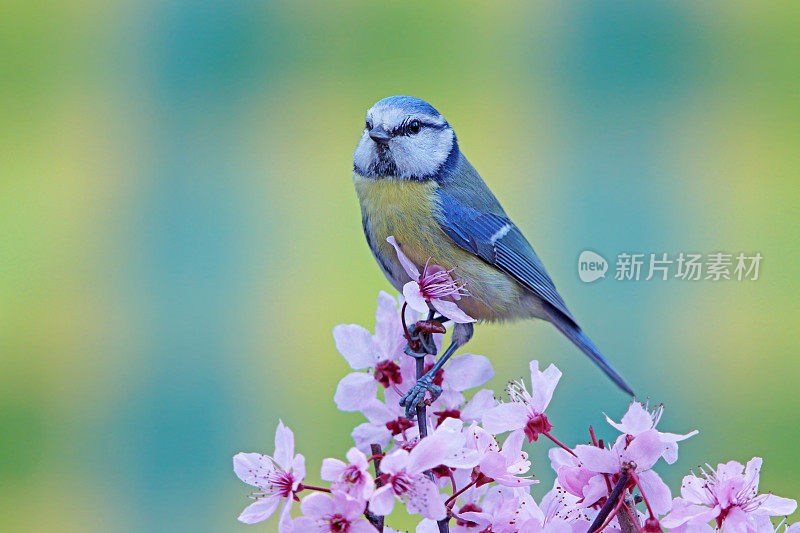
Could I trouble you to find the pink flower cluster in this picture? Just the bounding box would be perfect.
[233,293,798,533]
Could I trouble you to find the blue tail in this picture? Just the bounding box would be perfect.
[544,305,634,396]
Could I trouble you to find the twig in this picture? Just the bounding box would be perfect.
[587,472,630,533]
[364,444,385,531]
[618,495,642,533]
[408,314,450,533]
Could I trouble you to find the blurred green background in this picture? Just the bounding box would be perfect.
[1,1,798,531]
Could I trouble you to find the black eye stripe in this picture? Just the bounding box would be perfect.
[389,120,447,136]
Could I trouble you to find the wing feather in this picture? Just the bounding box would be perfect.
[435,190,576,325]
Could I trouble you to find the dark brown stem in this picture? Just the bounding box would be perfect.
[409,321,449,533]
[364,443,384,531]
[587,472,630,533]
[595,494,626,533]
[618,496,642,533]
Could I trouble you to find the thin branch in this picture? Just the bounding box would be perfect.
[587,472,630,533]
[364,444,385,532]
[618,496,642,533]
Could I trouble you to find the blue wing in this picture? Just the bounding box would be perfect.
[435,189,576,324]
[435,189,634,395]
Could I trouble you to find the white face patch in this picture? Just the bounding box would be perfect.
[353,101,455,180]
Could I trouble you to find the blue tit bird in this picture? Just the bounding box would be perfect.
[352,95,634,416]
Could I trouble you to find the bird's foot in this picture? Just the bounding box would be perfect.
[403,322,440,358]
[399,372,442,419]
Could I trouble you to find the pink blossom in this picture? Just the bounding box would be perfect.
[605,401,698,464]
[368,435,454,520]
[662,457,797,533]
[460,388,500,424]
[350,390,411,452]
[386,236,475,323]
[458,485,538,533]
[520,481,615,533]
[482,360,561,442]
[333,293,410,411]
[320,447,376,501]
[572,429,672,514]
[233,421,306,528]
[429,417,483,469]
[478,430,537,488]
[550,448,602,509]
[291,492,375,533]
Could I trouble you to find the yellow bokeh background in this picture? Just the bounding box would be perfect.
[1,2,798,531]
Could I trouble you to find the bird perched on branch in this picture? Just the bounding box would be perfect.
[352,95,633,417]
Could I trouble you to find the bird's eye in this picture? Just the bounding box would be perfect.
[408,120,421,134]
[365,120,373,131]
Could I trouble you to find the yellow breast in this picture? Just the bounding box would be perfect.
[354,174,529,322]
[354,175,443,260]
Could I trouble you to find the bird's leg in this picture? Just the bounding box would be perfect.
[400,322,474,419]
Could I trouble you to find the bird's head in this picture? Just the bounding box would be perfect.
[353,95,459,181]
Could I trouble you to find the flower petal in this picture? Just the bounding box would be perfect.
[334,372,378,412]
[379,449,411,475]
[408,434,450,474]
[333,324,377,370]
[346,447,370,470]
[445,354,494,391]
[481,402,529,434]
[624,429,665,471]
[238,495,281,524]
[680,474,716,506]
[278,498,294,532]
[233,452,276,488]
[499,429,526,464]
[300,492,335,519]
[529,361,561,413]
[291,454,305,485]
[720,505,748,533]
[753,494,797,516]
[404,474,447,520]
[662,499,720,528]
[351,422,390,453]
[581,475,610,508]
[636,470,672,515]
[574,444,618,474]
[368,485,396,516]
[431,298,475,324]
[374,291,405,361]
[274,421,295,470]
[320,458,346,481]
[615,402,654,434]
[403,282,430,315]
[387,236,421,278]
[461,389,498,423]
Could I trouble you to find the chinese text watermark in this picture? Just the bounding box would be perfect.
[578,251,762,282]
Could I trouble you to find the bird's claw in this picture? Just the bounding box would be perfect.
[399,373,442,419]
[404,323,438,358]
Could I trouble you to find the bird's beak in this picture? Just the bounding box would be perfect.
[369,126,391,145]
